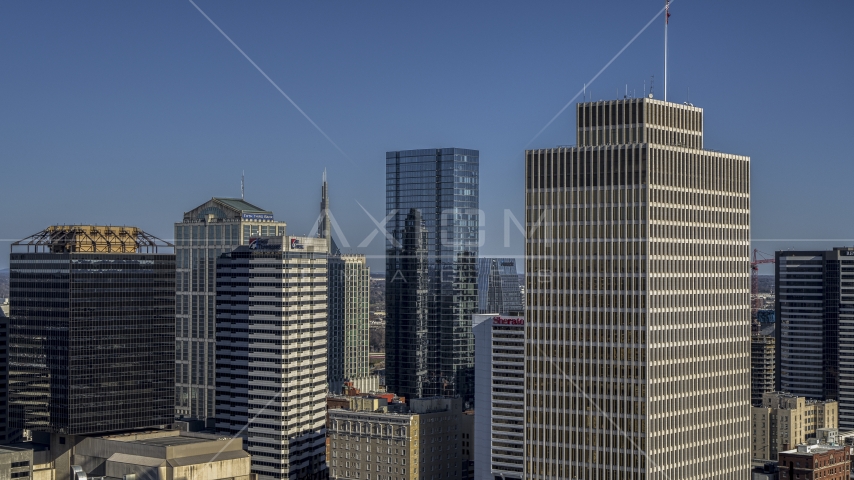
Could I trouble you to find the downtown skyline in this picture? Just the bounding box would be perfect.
[1,1,853,272]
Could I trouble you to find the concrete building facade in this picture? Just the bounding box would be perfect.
[215,236,328,480]
[525,98,751,479]
[751,392,838,461]
[175,198,287,423]
[473,314,524,480]
[327,397,463,480]
[775,248,854,429]
[753,334,776,405]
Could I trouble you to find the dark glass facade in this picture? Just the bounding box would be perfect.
[385,209,429,401]
[385,148,479,401]
[776,248,854,428]
[8,253,175,435]
[477,257,524,315]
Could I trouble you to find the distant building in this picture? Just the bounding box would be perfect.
[752,392,838,460]
[476,258,524,315]
[215,236,328,480]
[776,247,854,429]
[473,314,524,480]
[175,197,287,423]
[327,397,464,480]
[8,225,175,436]
[752,334,776,405]
[778,443,850,480]
[386,148,479,401]
[320,174,377,394]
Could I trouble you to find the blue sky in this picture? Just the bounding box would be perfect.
[1,1,852,272]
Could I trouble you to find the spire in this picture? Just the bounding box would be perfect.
[318,169,340,255]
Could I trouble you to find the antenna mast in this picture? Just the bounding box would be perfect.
[241,171,245,200]
[664,0,670,102]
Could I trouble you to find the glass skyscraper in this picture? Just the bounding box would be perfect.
[477,257,524,315]
[8,225,175,435]
[175,197,287,423]
[385,148,479,402]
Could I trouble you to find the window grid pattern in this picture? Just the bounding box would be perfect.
[524,98,750,480]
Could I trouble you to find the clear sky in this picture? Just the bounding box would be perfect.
[1,1,852,272]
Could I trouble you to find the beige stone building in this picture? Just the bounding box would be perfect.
[327,397,463,480]
[751,392,838,460]
[0,430,252,480]
[525,97,751,479]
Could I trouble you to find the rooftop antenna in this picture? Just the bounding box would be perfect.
[625,83,628,98]
[687,86,690,104]
[649,76,654,98]
[664,0,670,102]
[241,171,245,200]
[583,83,586,101]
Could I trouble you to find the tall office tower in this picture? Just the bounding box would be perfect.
[0,299,19,443]
[525,98,751,479]
[473,313,525,480]
[215,236,328,480]
[8,225,175,435]
[386,209,430,401]
[386,148,479,401]
[477,258,524,315]
[175,198,287,422]
[775,247,854,429]
[319,175,375,393]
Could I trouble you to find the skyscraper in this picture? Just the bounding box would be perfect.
[319,174,375,393]
[385,148,479,401]
[473,313,525,480]
[385,209,430,401]
[477,257,524,315]
[175,197,287,422]
[0,298,19,443]
[8,225,175,435]
[775,247,854,429]
[525,98,751,479]
[215,235,328,480]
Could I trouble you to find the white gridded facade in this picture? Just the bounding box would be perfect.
[525,98,751,479]
[473,314,525,480]
[215,236,328,480]
[175,197,286,421]
[328,254,372,391]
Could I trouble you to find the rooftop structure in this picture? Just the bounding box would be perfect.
[12,225,171,254]
[752,392,838,461]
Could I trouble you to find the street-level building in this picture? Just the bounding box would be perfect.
[775,247,854,429]
[525,97,751,479]
[175,197,287,423]
[778,443,850,480]
[215,236,328,480]
[473,314,524,480]
[751,392,838,461]
[327,397,463,480]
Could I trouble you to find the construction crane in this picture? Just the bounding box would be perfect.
[751,249,775,321]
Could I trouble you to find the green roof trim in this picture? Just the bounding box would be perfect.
[213,198,272,214]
